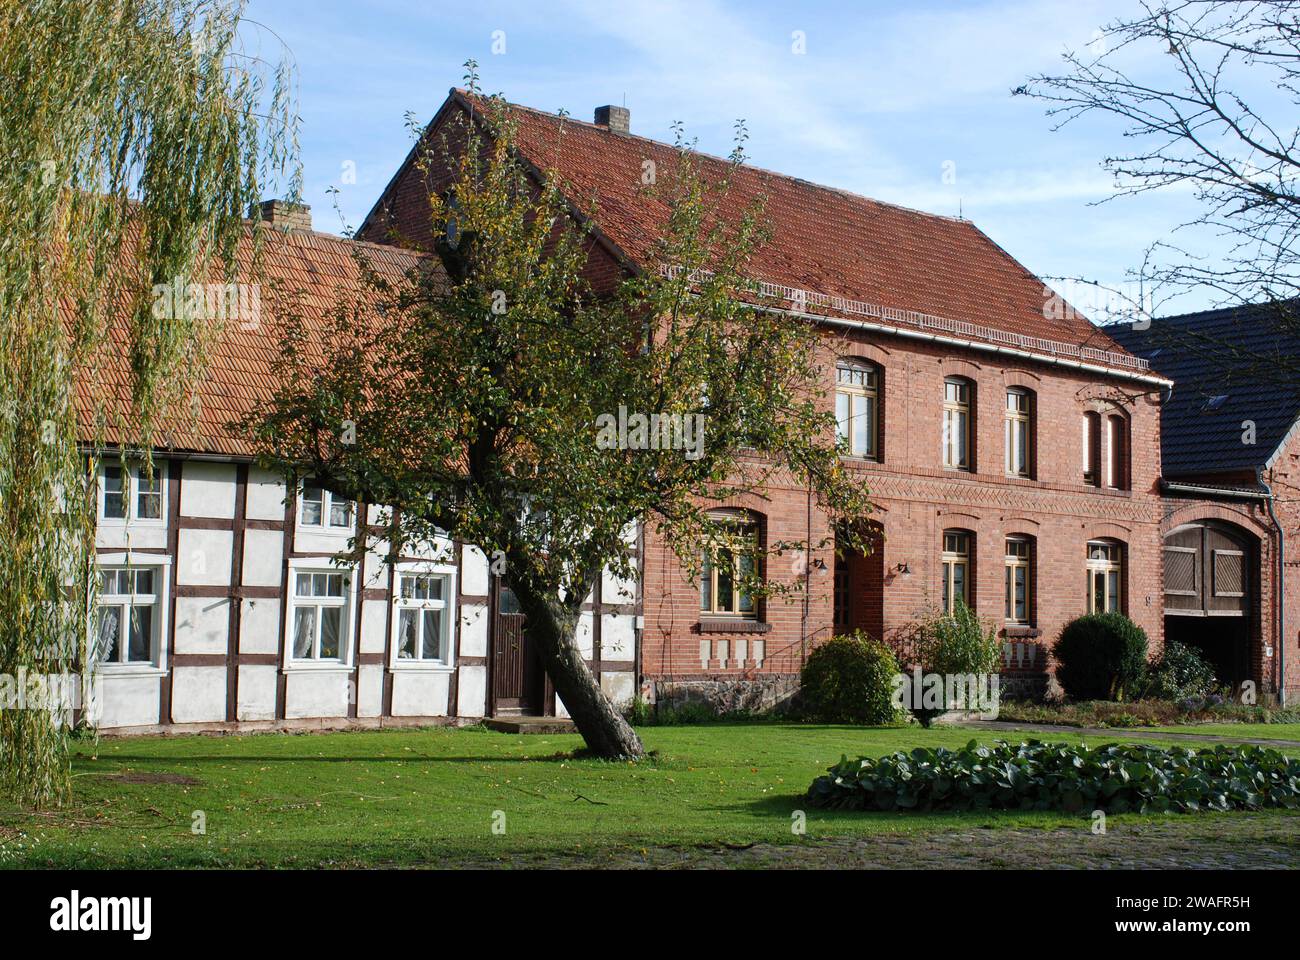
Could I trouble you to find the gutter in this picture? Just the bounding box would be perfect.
[1159,479,1272,501]
[1259,467,1287,707]
[769,306,1174,389]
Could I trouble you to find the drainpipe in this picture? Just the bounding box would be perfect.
[1259,467,1286,706]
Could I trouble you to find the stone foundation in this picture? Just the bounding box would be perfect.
[651,675,801,716]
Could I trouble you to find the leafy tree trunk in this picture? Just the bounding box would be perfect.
[510,576,644,759]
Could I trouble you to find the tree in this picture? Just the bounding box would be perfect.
[0,0,298,805]
[1016,0,1300,378]
[245,72,875,759]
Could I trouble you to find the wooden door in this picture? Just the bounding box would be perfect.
[490,580,539,714]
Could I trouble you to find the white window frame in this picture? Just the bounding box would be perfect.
[942,378,972,471]
[1086,540,1124,614]
[1105,414,1128,490]
[296,482,356,535]
[700,516,760,620]
[97,462,167,527]
[92,552,171,676]
[389,561,458,671]
[941,529,971,615]
[1004,388,1032,478]
[1004,537,1032,625]
[835,361,880,460]
[283,559,358,671]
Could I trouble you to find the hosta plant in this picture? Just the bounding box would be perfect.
[807,739,1300,814]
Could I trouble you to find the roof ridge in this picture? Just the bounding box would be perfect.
[454,87,974,227]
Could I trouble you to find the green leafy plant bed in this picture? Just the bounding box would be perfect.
[806,739,1300,814]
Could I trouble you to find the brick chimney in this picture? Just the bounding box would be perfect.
[250,199,312,232]
[594,104,630,136]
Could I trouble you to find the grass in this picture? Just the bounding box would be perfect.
[2,722,1297,869]
[1143,723,1300,741]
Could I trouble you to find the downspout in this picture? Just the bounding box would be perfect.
[1259,467,1286,706]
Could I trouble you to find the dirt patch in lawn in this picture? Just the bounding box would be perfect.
[95,772,201,786]
[430,814,1300,870]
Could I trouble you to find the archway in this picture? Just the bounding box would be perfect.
[1162,520,1258,689]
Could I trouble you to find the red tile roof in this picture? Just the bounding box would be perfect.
[77,226,427,458]
[367,89,1150,377]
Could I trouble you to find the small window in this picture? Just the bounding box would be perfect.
[1082,412,1101,486]
[96,564,163,666]
[942,378,972,471]
[1086,540,1124,613]
[701,517,759,619]
[99,463,165,524]
[395,571,452,664]
[941,529,971,614]
[1005,388,1033,478]
[835,361,880,459]
[299,483,355,531]
[1004,537,1032,624]
[291,569,352,661]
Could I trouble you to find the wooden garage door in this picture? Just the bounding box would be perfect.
[1163,523,1249,616]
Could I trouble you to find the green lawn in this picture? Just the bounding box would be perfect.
[1143,723,1300,741]
[2,722,1296,868]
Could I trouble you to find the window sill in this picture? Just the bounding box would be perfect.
[1001,625,1041,639]
[282,661,353,673]
[295,524,355,537]
[390,661,455,673]
[97,665,168,678]
[693,619,771,634]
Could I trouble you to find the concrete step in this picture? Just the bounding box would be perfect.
[483,716,577,735]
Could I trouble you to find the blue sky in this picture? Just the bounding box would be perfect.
[245,0,1222,315]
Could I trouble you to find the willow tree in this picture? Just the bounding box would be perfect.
[0,0,298,805]
[246,77,873,759]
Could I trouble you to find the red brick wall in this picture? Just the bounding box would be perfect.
[641,326,1169,685]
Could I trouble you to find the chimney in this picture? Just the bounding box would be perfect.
[251,199,312,232]
[594,104,630,136]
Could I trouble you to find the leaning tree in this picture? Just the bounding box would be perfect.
[245,75,875,759]
[0,0,298,805]
[1017,0,1300,380]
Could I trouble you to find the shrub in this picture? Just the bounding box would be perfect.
[1144,640,1217,701]
[800,632,904,725]
[892,602,1002,725]
[1054,612,1149,701]
[920,601,1002,678]
[806,739,1300,814]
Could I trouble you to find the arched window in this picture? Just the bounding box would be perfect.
[701,512,760,619]
[942,377,973,471]
[942,529,972,613]
[1004,536,1033,624]
[1082,411,1101,486]
[1005,387,1033,478]
[836,360,880,460]
[1106,414,1129,490]
[1086,539,1124,613]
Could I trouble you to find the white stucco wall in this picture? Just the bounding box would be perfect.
[456,664,486,717]
[391,670,451,716]
[174,597,229,655]
[236,664,277,721]
[179,462,236,518]
[176,528,233,586]
[170,666,227,723]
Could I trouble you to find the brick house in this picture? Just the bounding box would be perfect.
[84,88,1294,733]
[1112,303,1300,702]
